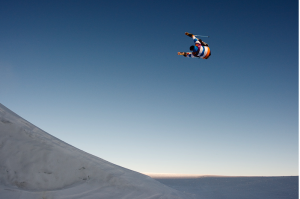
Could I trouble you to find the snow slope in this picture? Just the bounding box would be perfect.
[0,103,191,199]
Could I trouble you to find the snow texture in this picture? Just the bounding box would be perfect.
[154,176,298,199]
[0,103,191,199]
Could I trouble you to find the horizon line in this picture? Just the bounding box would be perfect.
[143,173,299,178]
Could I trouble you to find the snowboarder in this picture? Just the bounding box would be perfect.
[178,32,211,59]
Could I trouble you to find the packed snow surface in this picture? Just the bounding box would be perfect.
[0,103,191,199]
[152,175,298,199]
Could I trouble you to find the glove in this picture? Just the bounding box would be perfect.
[185,32,194,38]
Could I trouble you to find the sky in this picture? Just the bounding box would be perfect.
[0,0,298,176]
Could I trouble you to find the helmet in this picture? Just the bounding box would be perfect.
[190,45,194,51]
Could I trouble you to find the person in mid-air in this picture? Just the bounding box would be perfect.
[178,32,211,59]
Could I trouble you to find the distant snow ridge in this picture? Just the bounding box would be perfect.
[0,103,191,199]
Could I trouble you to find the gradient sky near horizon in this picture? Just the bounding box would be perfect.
[0,0,298,176]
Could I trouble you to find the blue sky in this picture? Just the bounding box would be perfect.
[0,0,298,176]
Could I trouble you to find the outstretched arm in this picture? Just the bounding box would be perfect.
[178,52,195,58]
[185,32,201,46]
